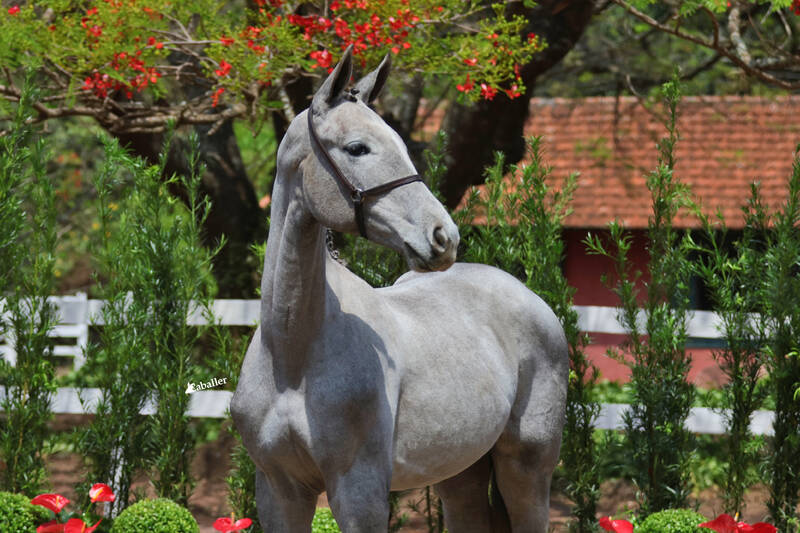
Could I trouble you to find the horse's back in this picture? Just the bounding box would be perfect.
[389,262,566,361]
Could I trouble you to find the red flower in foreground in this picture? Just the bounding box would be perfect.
[63,518,101,533]
[88,482,115,503]
[37,521,65,533]
[699,513,776,533]
[213,517,253,532]
[8,5,20,15]
[31,493,70,514]
[599,516,634,533]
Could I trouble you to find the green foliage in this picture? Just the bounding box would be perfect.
[585,79,695,515]
[749,153,800,532]
[77,131,219,510]
[637,509,706,533]
[455,137,599,532]
[109,498,199,533]
[693,203,770,515]
[312,508,342,533]
[0,492,50,533]
[0,80,59,495]
[0,1,541,129]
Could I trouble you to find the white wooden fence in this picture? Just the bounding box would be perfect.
[0,295,776,435]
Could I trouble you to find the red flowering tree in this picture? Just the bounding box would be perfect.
[1,0,796,295]
[0,0,560,294]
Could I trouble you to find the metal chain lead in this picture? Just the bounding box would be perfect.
[325,227,344,264]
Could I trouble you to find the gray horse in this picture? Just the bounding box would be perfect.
[231,47,568,533]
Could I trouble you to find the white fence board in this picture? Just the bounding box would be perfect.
[1,297,781,434]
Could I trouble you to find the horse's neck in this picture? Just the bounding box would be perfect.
[260,170,359,385]
[262,177,326,344]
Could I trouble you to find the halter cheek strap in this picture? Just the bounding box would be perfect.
[307,109,423,239]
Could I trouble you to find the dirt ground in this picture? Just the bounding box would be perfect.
[42,415,777,533]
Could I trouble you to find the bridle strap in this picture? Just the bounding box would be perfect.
[307,109,423,239]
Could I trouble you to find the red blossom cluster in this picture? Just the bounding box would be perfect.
[598,514,776,533]
[289,3,421,71]
[793,0,800,15]
[213,516,253,532]
[82,47,161,99]
[31,483,115,533]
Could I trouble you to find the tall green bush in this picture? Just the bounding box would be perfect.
[455,137,598,532]
[746,155,800,532]
[694,211,768,516]
[78,132,218,509]
[0,83,59,495]
[78,136,155,514]
[585,80,695,515]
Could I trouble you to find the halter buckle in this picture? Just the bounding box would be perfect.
[351,189,365,205]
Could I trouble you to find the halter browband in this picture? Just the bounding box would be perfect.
[307,108,423,239]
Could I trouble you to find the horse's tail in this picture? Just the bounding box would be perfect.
[488,455,512,533]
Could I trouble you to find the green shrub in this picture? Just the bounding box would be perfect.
[312,508,341,533]
[638,509,706,533]
[110,498,198,533]
[0,492,50,533]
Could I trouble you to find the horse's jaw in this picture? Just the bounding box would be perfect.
[399,219,459,273]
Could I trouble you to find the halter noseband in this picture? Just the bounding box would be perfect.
[307,107,423,239]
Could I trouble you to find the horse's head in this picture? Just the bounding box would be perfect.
[301,47,459,272]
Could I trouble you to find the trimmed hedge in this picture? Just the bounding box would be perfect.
[638,509,707,533]
[110,498,198,533]
[312,508,341,533]
[0,492,50,533]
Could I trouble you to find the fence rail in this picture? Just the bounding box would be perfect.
[1,295,775,435]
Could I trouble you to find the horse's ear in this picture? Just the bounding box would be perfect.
[354,53,391,105]
[312,45,353,110]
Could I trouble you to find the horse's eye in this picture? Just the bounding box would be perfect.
[344,142,370,157]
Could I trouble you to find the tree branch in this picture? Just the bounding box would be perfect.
[611,0,800,90]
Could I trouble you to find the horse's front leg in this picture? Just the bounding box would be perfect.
[255,468,318,533]
[325,455,392,533]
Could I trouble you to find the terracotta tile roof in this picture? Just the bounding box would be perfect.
[447,96,800,229]
[531,95,800,229]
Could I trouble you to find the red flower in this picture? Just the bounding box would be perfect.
[463,57,478,66]
[215,60,232,77]
[212,87,225,107]
[310,49,332,69]
[64,518,101,533]
[8,5,20,15]
[699,514,777,533]
[504,83,521,99]
[793,0,800,15]
[480,83,497,100]
[220,35,235,46]
[599,516,634,533]
[527,32,537,42]
[456,74,474,92]
[37,521,65,533]
[89,483,115,503]
[31,494,70,514]
[213,517,253,532]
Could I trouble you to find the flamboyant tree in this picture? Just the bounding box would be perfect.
[0,0,546,294]
[1,0,798,294]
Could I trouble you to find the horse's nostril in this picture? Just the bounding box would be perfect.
[433,226,448,249]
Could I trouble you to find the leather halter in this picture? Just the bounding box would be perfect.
[307,107,423,239]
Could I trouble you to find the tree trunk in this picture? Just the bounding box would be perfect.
[117,122,265,297]
[440,0,596,208]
